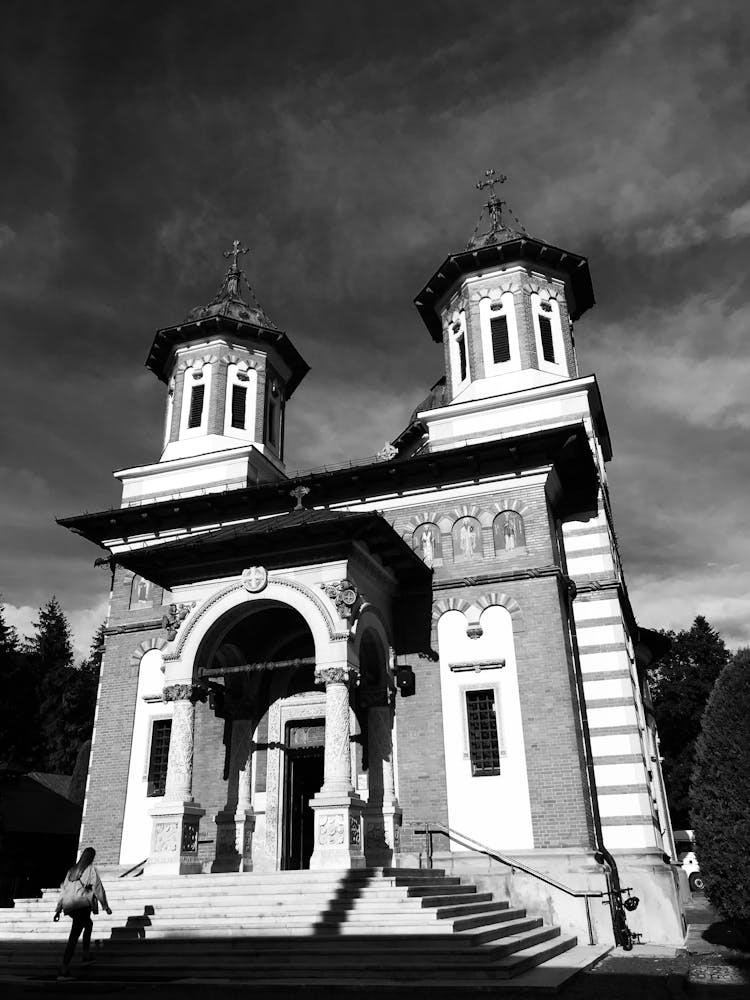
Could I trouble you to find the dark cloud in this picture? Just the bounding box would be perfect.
[1,0,749,651]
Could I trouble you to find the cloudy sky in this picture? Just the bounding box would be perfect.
[1,0,748,658]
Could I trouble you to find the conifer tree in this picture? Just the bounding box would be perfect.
[0,601,39,769]
[26,597,77,772]
[692,653,750,931]
[649,615,730,827]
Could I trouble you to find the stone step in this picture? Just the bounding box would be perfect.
[406,883,476,898]
[433,898,508,918]
[0,936,580,983]
[491,933,579,977]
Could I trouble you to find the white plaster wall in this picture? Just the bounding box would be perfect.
[595,762,647,786]
[567,553,614,575]
[588,705,638,729]
[577,623,627,647]
[602,824,659,849]
[574,599,621,622]
[119,648,173,865]
[599,792,651,817]
[430,384,591,445]
[438,606,533,850]
[584,678,633,702]
[580,649,631,674]
[565,531,610,553]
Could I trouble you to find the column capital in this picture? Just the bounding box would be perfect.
[162,682,207,704]
[315,663,359,686]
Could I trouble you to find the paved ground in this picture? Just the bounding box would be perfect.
[1,894,747,999]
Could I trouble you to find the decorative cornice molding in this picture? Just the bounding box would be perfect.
[176,353,218,373]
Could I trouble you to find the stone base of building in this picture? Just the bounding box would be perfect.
[364,802,402,867]
[146,802,206,875]
[406,847,685,947]
[211,808,256,873]
[309,789,367,870]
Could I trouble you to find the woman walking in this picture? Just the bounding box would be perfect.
[53,847,112,980]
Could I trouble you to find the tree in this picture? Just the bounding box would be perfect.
[649,616,730,828]
[0,601,40,769]
[24,597,101,773]
[691,654,750,930]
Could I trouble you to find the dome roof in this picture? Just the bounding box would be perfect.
[185,266,278,329]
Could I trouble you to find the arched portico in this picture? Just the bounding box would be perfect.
[147,574,377,874]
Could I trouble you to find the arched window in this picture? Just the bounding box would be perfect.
[452,516,483,561]
[479,292,520,375]
[413,523,442,567]
[180,362,212,437]
[531,294,566,374]
[493,511,525,553]
[223,363,258,439]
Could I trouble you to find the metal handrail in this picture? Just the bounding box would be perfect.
[413,820,605,945]
[119,858,148,878]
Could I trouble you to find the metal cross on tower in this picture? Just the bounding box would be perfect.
[476,169,508,232]
[223,239,250,270]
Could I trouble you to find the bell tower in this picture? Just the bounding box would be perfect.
[415,171,594,405]
[116,242,309,507]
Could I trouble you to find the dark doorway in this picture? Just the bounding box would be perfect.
[282,722,325,870]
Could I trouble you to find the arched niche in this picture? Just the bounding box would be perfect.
[412,522,442,568]
[493,510,526,553]
[452,515,483,561]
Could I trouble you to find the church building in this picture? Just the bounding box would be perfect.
[60,176,685,945]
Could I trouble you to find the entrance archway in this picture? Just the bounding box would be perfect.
[194,599,326,872]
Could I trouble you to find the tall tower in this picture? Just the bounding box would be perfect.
[117,242,309,506]
[415,169,594,406]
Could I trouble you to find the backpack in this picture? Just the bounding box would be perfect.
[60,866,94,916]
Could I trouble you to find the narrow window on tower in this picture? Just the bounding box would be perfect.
[147,719,172,797]
[457,334,467,382]
[266,381,281,450]
[465,688,501,776]
[231,384,247,429]
[187,383,205,429]
[490,314,510,364]
[538,306,556,364]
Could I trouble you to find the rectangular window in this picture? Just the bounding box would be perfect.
[539,315,555,363]
[187,384,205,429]
[490,315,510,364]
[231,384,247,429]
[466,689,501,776]
[147,719,172,797]
[457,334,467,381]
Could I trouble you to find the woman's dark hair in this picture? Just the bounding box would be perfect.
[69,847,96,881]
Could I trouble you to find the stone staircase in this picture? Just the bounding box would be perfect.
[0,868,608,987]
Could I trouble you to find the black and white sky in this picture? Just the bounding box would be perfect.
[2,0,749,657]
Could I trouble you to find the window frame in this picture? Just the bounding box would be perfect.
[145,717,172,798]
[531,294,567,376]
[180,363,213,438]
[460,681,505,776]
[479,292,521,376]
[223,363,257,441]
[449,312,471,391]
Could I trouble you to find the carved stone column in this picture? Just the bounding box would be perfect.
[362,690,402,866]
[213,716,256,872]
[147,683,206,875]
[309,663,366,870]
